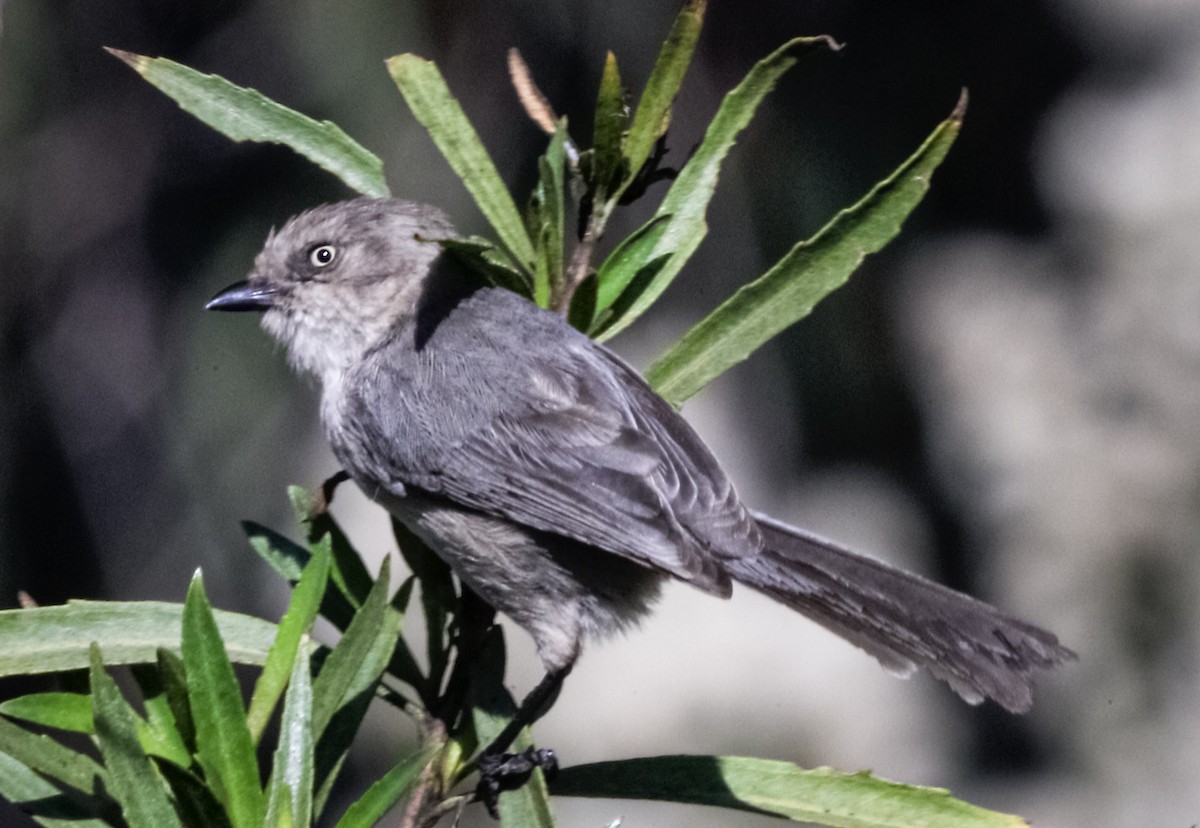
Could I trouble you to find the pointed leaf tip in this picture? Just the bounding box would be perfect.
[104,47,147,72]
[952,88,969,122]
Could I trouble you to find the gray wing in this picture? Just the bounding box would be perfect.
[350,295,759,596]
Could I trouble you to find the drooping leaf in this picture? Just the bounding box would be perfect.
[106,49,388,197]
[182,573,264,828]
[247,540,331,744]
[264,640,315,828]
[646,92,966,404]
[387,54,536,272]
[89,645,183,828]
[597,36,840,341]
[333,743,440,828]
[0,601,278,678]
[551,755,1027,828]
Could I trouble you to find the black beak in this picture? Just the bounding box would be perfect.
[205,280,278,312]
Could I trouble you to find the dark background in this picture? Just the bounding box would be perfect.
[3,1,1198,825]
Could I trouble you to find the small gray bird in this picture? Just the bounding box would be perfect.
[208,197,1072,803]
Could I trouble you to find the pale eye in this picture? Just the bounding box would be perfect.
[309,244,337,267]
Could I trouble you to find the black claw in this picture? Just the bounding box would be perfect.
[475,747,559,818]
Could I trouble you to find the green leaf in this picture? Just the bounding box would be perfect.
[182,573,265,828]
[591,51,629,199]
[0,750,110,827]
[533,126,567,308]
[245,522,356,634]
[392,518,455,699]
[155,649,197,756]
[623,0,706,183]
[132,659,197,769]
[289,485,376,611]
[333,743,439,828]
[597,36,839,341]
[248,540,331,744]
[0,600,278,678]
[466,628,555,827]
[440,236,532,297]
[155,761,235,828]
[0,693,93,734]
[309,559,401,741]
[89,645,183,828]
[310,560,407,817]
[264,640,315,828]
[646,92,966,404]
[589,213,672,328]
[551,755,1027,828]
[0,715,107,797]
[106,49,388,198]
[387,54,536,272]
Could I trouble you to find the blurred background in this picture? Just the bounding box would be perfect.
[2,0,1198,825]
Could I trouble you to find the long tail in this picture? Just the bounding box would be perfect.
[722,513,1074,713]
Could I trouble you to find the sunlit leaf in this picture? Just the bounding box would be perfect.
[387,54,536,272]
[597,36,839,341]
[552,755,1027,828]
[106,49,388,197]
[182,573,264,828]
[89,645,182,828]
[646,92,965,404]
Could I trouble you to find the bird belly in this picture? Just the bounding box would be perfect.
[371,488,665,671]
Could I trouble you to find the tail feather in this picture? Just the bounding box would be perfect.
[724,513,1075,713]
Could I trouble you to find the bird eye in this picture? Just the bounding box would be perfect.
[309,244,337,267]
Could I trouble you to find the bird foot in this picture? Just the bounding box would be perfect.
[475,747,558,818]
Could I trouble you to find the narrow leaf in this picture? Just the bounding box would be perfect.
[155,761,235,828]
[0,750,110,827]
[387,54,536,272]
[132,661,196,769]
[106,49,389,197]
[309,559,399,741]
[0,600,279,678]
[289,485,376,610]
[182,573,265,828]
[333,743,439,828]
[248,541,331,744]
[89,645,183,828]
[440,236,531,297]
[551,755,1027,828]
[0,715,107,796]
[623,0,706,181]
[646,92,966,404]
[467,628,555,827]
[591,51,629,198]
[597,36,839,341]
[0,693,93,734]
[534,126,567,307]
[156,648,197,756]
[310,561,407,816]
[264,641,315,828]
[245,521,357,633]
[589,213,671,326]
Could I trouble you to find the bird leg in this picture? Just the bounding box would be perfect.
[474,665,571,816]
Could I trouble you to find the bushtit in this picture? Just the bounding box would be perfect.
[208,198,1072,806]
